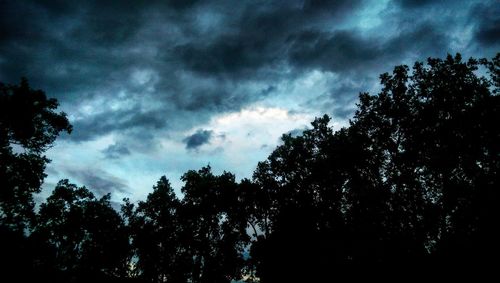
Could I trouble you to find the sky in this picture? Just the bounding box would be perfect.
[1,0,498,204]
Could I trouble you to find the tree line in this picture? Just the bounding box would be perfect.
[1,53,499,282]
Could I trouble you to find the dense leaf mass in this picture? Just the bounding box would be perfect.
[1,53,499,282]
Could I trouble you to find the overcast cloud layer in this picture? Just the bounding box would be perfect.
[1,0,498,201]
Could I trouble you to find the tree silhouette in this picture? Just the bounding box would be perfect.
[32,180,130,282]
[0,78,71,282]
[124,169,250,282]
[249,53,500,280]
[350,54,500,263]
[0,78,72,231]
[178,166,249,283]
[123,176,190,282]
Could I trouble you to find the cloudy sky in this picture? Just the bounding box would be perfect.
[1,0,498,203]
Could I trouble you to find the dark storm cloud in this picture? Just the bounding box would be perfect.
[174,0,363,79]
[287,22,450,75]
[172,0,458,85]
[68,106,166,141]
[183,130,213,150]
[66,168,129,196]
[287,30,382,72]
[176,38,273,78]
[0,1,140,94]
[305,77,366,119]
[471,2,500,46]
[394,0,437,8]
[1,0,498,145]
[171,87,238,112]
[102,143,131,159]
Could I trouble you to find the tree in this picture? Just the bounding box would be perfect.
[0,78,72,231]
[351,54,500,262]
[179,166,249,283]
[33,180,131,282]
[250,116,354,280]
[125,169,251,283]
[249,53,500,281]
[0,78,72,283]
[124,176,190,282]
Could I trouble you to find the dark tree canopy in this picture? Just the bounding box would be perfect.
[123,168,251,283]
[179,166,249,283]
[32,180,130,282]
[0,78,72,231]
[123,176,188,282]
[250,53,500,280]
[0,79,72,283]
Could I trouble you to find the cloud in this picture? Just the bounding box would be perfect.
[102,143,131,159]
[2,0,498,200]
[183,129,214,150]
[68,106,166,141]
[287,29,385,73]
[471,2,500,46]
[66,167,129,196]
[173,0,364,79]
[394,0,436,8]
[1,0,495,145]
[287,22,450,75]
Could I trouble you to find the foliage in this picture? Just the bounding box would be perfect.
[0,78,71,231]
[249,53,500,280]
[33,180,130,282]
